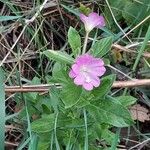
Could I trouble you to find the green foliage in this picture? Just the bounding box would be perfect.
[92,74,116,98]
[30,74,135,149]
[106,0,126,20]
[30,27,136,148]
[52,63,69,83]
[115,96,137,107]
[31,114,55,133]
[60,82,82,108]
[29,72,133,148]
[11,10,139,149]
[38,141,50,150]
[79,3,91,15]
[123,0,150,27]
[68,27,81,56]
[90,37,113,57]
[49,87,60,113]
[24,77,41,103]
[105,0,150,34]
[51,63,83,108]
[43,50,75,65]
[110,129,120,150]
[28,133,38,150]
[61,4,80,17]
[86,98,133,127]
[100,127,116,144]
[37,133,52,150]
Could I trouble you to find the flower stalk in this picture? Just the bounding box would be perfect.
[82,31,89,54]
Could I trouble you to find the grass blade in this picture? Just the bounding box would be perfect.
[110,128,120,150]
[0,15,22,21]
[54,113,60,150]
[133,25,150,71]
[17,137,30,150]
[0,68,5,150]
[28,133,38,150]
[84,109,88,150]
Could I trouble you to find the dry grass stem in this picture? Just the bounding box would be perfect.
[5,79,150,93]
[113,44,150,58]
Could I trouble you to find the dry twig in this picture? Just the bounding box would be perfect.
[113,44,150,58]
[128,138,150,150]
[0,0,49,67]
[5,79,150,93]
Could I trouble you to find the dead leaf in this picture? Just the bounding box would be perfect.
[112,49,123,63]
[129,104,150,122]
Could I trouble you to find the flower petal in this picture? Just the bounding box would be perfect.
[69,53,106,90]
[74,74,85,85]
[80,14,88,24]
[72,64,80,74]
[83,82,93,91]
[80,12,105,32]
[88,13,105,28]
[76,54,92,65]
[90,58,104,67]
[91,76,100,87]
[69,70,76,78]
[90,66,106,76]
[97,15,105,27]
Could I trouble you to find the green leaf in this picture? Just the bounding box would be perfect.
[92,74,116,98]
[115,96,137,107]
[123,0,150,28]
[75,97,90,108]
[105,0,126,22]
[52,63,70,83]
[61,4,80,16]
[60,83,82,108]
[105,0,150,34]
[68,27,81,56]
[110,129,120,150]
[43,50,75,65]
[86,98,133,127]
[37,133,52,150]
[103,58,110,65]
[24,77,41,103]
[0,68,5,150]
[0,15,22,21]
[49,87,60,112]
[31,114,55,133]
[96,124,116,145]
[90,37,113,57]
[57,115,85,129]
[38,141,50,150]
[52,64,82,109]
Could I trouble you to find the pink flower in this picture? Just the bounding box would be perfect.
[69,54,106,91]
[80,12,105,33]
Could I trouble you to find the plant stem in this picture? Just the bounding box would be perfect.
[82,32,89,54]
